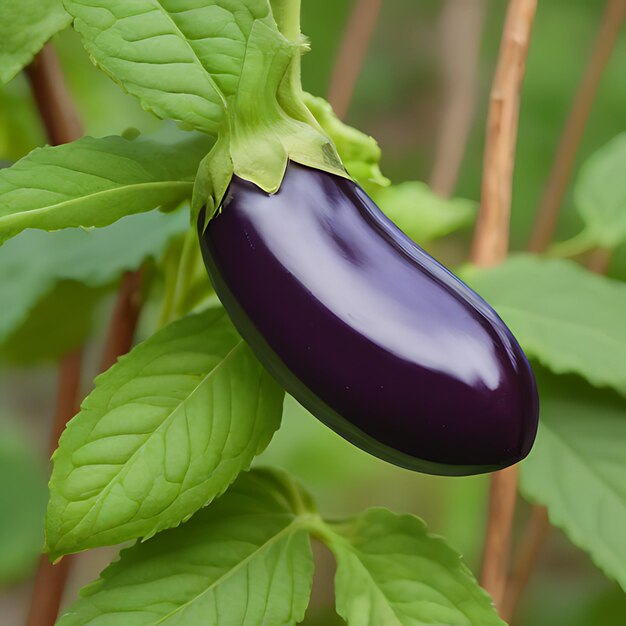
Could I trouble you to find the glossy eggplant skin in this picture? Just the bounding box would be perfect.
[199,163,539,476]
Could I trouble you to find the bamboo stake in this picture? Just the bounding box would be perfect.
[470,0,537,613]
[502,5,625,619]
[528,0,626,253]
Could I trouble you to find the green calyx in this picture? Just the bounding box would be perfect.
[302,92,390,196]
[193,5,347,228]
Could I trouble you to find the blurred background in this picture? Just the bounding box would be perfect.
[1,0,625,624]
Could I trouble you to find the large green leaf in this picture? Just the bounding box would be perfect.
[321,508,504,626]
[464,255,626,394]
[520,368,626,591]
[0,0,71,84]
[0,209,188,359]
[0,421,48,583]
[374,182,477,245]
[64,0,279,135]
[574,133,626,249]
[46,307,284,559]
[57,469,314,626]
[0,133,208,245]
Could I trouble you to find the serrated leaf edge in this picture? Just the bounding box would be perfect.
[48,338,250,555]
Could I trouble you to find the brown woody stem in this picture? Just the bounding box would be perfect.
[470,0,537,614]
[99,270,144,372]
[501,505,550,622]
[25,44,144,626]
[528,0,626,253]
[26,351,81,626]
[502,245,615,622]
[471,0,536,268]
[501,3,626,620]
[25,43,83,146]
[25,42,84,626]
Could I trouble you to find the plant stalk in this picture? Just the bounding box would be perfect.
[99,270,144,372]
[25,43,82,145]
[25,42,84,626]
[528,0,626,253]
[501,505,550,622]
[586,246,613,275]
[328,0,382,120]
[470,0,537,613]
[502,3,626,619]
[26,351,81,626]
[25,43,144,626]
[27,273,144,626]
[270,0,302,41]
[270,0,303,91]
[471,0,536,268]
[503,246,614,623]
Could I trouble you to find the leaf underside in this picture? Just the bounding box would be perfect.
[0,209,188,355]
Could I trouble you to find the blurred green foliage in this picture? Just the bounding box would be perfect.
[0,420,47,583]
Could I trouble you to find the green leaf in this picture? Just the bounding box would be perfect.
[374,182,477,245]
[66,0,346,221]
[1,281,104,365]
[303,92,389,194]
[0,209,188,361]
[64,0,279,135]
[575,133,626,249]
[302,94,476,244]
[464,254,626,395]
[520,368,626,591]
[0,0,71,84]
[320,508,504,626]
[0,133,209,245]
[46,307,284,559]
[0,421,48,583]
[56,468,314,626]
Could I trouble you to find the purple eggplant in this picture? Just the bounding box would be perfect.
[198,163,538,476]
